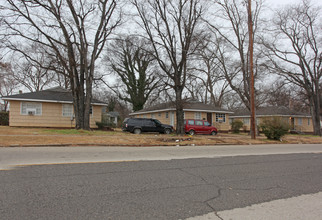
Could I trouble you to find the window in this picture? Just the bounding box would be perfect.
[216,113,226,122]
[158,112,161,117]
[62,104,73,117]
[195,112,202,120]
[308,119,310,126]
[90,105,93,116]
[188,120,194,125]
[166,112,169,118]
[196,120,203,126]
[151,113,155,119]
[204,121,210,126]
[144,120,155,127]
[298,118,302,125]
[243,118,250,124]
[154,119,162,125]
[21,102,42,115]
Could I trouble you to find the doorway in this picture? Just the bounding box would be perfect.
[207,113,212,124]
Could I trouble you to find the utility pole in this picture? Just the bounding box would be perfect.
[248,0,256,139]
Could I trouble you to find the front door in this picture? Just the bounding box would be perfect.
[290,117,295,130]
[207,113,212,124]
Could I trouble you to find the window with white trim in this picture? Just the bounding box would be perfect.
[215,113,226,122]
[194,112,202,120]
[62,104,73,117]
[21,102,42,115]
[298,118,302,125]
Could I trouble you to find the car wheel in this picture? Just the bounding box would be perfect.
[133,128,141,134]
[211,131,217,136]
[189,130,195,135]
[164,128,171,134]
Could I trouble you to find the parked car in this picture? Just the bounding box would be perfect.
[184,119,218,135]
[122,118,173,134]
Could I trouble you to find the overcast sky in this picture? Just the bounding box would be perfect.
[270,0,321,7]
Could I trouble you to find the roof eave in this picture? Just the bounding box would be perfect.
[129,108,233,115]
[230,114,311,118]
[2,97,106,106]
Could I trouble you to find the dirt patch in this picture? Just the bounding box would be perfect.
[0,126,321,147]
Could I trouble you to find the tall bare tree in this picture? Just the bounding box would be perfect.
[206,0,264,110]
[7,43,57,92]
[105,36,160,111]
[187,37,231,107]
[2,0,121,129]
[262,0,321,135]
[132,0,205,134]
[0,62,17,111]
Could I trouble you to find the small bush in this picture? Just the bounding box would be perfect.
[231,120,243,133]
[260,117,290,140]
[0,112,9,126]
[96,121,116,129]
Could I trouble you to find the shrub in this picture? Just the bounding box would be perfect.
[231,120,243,133]
[0,112,9,126]
[260,117,290,140]
[96,121,116,129]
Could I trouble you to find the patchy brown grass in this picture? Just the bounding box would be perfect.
[0,126,321,147]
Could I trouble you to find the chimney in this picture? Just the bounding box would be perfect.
[19,90,22,94]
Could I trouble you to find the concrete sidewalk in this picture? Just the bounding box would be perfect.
[1,144,322,170]
[187,192,322,220]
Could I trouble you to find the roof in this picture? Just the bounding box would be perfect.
[106,111,120,117]
[1,87,106,106]
[230,106,311,118]
[130,101,233,115]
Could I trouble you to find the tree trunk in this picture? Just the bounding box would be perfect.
[175,87,184,135]
[310,92,321,136]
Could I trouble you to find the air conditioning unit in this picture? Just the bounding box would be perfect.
[217,118,224,123]
[27,108,36,116]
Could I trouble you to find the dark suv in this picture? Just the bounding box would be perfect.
[122,118,173,134]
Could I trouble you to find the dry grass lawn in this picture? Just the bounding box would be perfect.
[0,126,321,147]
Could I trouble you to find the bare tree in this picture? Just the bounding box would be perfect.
[206,0,264,110]
[187,37,231,107]
[262,0,321,135]
[2,0,121,129]
[7,43,58,92]
[105,36,160,111]
[132,0,205,134]
[263,80,309,112]
[0,62,18,111]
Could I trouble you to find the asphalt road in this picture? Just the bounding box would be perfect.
[1,152,322,220]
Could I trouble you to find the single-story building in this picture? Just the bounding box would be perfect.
[129,101,233,132]
[230,106,314,133]
[1,87,106,128]
[102,111,120,125]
